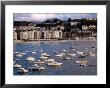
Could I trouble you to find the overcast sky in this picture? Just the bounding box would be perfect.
[13,13,97,22]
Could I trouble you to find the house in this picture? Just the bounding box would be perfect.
[13,28,17,40]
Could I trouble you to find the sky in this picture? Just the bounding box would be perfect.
[13,13,97,22]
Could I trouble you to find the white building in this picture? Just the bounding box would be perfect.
[23,31,28,40]
[27,30,34,40]
[13,28,17,40]
[82,25,88,31]
[54,30,62,39]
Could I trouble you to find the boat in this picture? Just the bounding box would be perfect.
[62,57,71,60]
[14,64,22,68]
[41,53,50,57]
[16,53,23,57]
[68,53,76,57]
[26,56,35,61]
[78,54,86,58]
[21,52,27,55]
[31,51,36,54]
[89,51,96,56]
[17,68,28,74]
[13,52,19,54]
[55,53,65,57]
[34,60,45,64]
[25,51,30,53]
[28,64,45,71]
[48,62,63,66]
[62,49,67,53]
[76,60,87,66]
[45,59,55,63]
[39,56,48,59]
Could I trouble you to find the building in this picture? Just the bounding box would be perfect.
[13,28,17,40]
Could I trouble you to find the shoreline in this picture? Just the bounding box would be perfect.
[13,39,97,43]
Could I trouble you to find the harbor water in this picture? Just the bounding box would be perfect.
[13,40,97,75]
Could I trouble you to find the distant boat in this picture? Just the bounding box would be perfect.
[14,64,22,68]
[28,64,45,71]
[89,51,96,57]
[61,57,71,60]
[55,53,65,57]
[76,60,87,66]
[34,60,45,64]
[26,56,35,61]
[48,62,63,67]
[17,68,28,74]
[31,51,36,54]
[68,53,76,57]
[41,53,50,57]
[39,56,48,59]
[16,53,23,57]
[21,52,27,55]
[45,59,55,63]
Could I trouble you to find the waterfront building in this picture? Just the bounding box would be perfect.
[27,30,34,40]
[34,30,41,40]
[82,25,88,31]
[13,28,17,40]
[23,30,28,40]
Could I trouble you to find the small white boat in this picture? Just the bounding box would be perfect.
[25,51,30,53]
[31,51,36,54]
[21,52,27,55]
[77,51,84,55]
[62,57,71,60]
[68,53,76,56]
[45,59,55,63]
[48,62,63,66]
[89,52,96,56]
[26,56,35,61]
[62,49,67,53]
[39,56,48,59]
[14,64,22,68]
[76,60,87,66]
[28,64,45,71]
[55,53,65,57]
[13,52,19,54]
[16,53,23,57]
[34,60,45,64]
[17,68,28,74]
[41,53,50,57]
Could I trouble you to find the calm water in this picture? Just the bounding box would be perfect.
[13,40,97,75]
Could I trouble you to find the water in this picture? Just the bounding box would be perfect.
[13,40,97,75]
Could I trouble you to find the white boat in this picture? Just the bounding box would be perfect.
[14,64,22,68]
[39,56,48,59]
[25,51,30,53]
[41,53,50,57]
[76,60,87,66]
[34,60,45,64]
[21,52,27,55]
[62,49,67,53]
[77,51,84,55]
[28,64,45,71]
[45,59,55,62]
[62,57,71,60]
[16,53,23,57]
[31,51,36,54]
[13,52,19,54]
[89,52,96,56]
[17,68,28,74]
[68,53,76,56]
[48,62,63,66]
[26,56,35,61]
[55,53,65,57]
